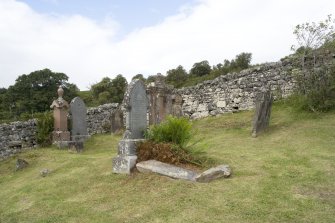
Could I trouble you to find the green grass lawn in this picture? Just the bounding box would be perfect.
[0,103,334,223]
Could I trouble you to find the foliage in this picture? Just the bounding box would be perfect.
[0,69,78,121]
[132,74,146,82]
[36,112,54,147]
[146,116,192,148]
[166,65,188,88]
[292,65,335,112]
[190,60,212,77]
[291,14,335,53]
[90,74,128,105]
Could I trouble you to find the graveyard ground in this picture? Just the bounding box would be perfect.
[0,102,334,223]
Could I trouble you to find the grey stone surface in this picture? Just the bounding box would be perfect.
[195,165,231,183]
[136,160,198,181]
[70,97,88,141]
[40,168,50,177]
[251,89,273,137]
[68,141,84,153]
[16,158,29,171]
[112,155,137,174]
[127,80,148,139]
[113,79,148,174]
[111,108,124,133]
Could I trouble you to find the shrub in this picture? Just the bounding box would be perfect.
[145,116,192,148]
[293,64,335,112]
[36,112,54,147]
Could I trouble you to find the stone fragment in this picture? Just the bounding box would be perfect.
[195,165,231,183]
[40,168,50,177]
[136,160,197,181]
[251,89,273,137]
[16,158,29,171]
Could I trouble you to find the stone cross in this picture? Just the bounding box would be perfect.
[70,97,89,141]
[50,86,70,142]
[251,89,273,137]
[113,79,149,174]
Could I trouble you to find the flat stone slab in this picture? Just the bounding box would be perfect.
[195,165,231,183]
[136,160,197,181]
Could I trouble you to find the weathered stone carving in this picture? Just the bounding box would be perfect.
[50,86,70,142]
[251,88,273,137]
[112,79,149,174]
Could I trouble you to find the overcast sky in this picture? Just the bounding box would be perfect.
[1,0,334,90]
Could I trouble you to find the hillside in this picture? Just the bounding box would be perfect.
[0,102,334,223]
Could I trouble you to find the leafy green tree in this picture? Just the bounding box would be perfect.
[132,74,146,82]
[1,69,78,120]
[90,74,128,105]
[230,52,252,71]
[166,65,188,88]
[190,60,212,77]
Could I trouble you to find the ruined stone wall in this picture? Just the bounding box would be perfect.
[176,60,295,119]
[0,119,37,160]
[86,103,120,135]
[0,103,120,160]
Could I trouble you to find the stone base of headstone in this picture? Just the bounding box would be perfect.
[52,131,70,142]
[112,155,138,174]
[71,135,90,142]
[112,139,145,174]
[68,141,84,153]
[54,141,72,149]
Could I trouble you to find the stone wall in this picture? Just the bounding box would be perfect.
[0,103,120,160]
[0,119,37,160]
[176,60,295,119]
[86,103,120,135]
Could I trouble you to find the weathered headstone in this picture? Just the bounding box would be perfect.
[111,108,124,134]
[70,97,89,141]
[147,74,174,125]
[50,86,70,143]
[172,94,183,117]
[112,79,148,174]
[251,89,273,137]
[16,158,29,171]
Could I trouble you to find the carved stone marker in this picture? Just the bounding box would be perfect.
[50,86,70,142]
[111,108,124,134]
[70,97,89,141]
[251,89,273,137]
[112,79,148,174]
[172,94,183,117]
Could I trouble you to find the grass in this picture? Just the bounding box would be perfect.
[0,102,334,222]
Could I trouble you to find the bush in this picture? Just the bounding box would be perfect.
[293,64,335,112]
[36,112,54,147]
[145,116,192,148]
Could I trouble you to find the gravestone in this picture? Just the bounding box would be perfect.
[172,94,183,117]
[50,86,70,143]
[112,79,148,174]
[111,108,124,133]
[251,89,273,137]
[147,74,174,125]
[70,97,89,141]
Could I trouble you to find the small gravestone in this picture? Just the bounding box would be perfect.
[70,97,89,142]
[251,89,273,137]
[172,94,183,117]
[111,108,124,134]
[112,79,148,174]
[16,158,29,171]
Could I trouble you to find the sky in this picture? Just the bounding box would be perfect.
[0,0,334,90]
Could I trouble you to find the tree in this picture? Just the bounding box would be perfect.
[90,74,128,105]
[291,14,335,53]
[190,60,211,77]
[1,69,78,120]
[166,65,188,88]
[132,74,146,82]
[230,52,252,71]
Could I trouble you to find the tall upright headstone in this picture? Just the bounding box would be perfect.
[110,108,124,134]
[70,97,89,141]
[251,88,273,137]
[112,79,148,174]
[50,86,70,142]
[147,74,173,125]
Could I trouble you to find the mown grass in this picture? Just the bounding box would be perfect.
[0,102,334,223]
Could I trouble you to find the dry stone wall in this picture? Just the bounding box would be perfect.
[0,119,37,160]
[0,103,120,160]
[176,60,295,119]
